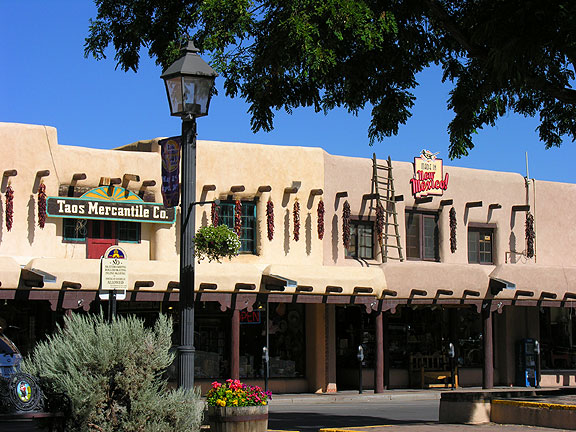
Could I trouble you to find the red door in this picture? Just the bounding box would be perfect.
[87,220,117,259]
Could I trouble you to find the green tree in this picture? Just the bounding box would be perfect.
[85,0,576,158]
[24,314,204,432]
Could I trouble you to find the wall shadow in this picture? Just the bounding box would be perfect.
[305,213,312,256]
[283,209,290,255]
[331,214,339,262]
[27,195,35,245]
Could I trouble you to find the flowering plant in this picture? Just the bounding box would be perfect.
[206,379,271,407]
[193,225,241,263]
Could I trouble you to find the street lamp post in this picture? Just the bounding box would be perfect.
[161,41,217,390]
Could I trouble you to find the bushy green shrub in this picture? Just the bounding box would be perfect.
[23,314,204,432]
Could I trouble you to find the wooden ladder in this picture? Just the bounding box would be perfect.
[371,154,404,262]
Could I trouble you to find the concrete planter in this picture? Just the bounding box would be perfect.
[207,405,268,432]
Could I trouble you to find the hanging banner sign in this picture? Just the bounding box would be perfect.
[159,136,181,208]
[410,149,449,198]
[101,246,128,291]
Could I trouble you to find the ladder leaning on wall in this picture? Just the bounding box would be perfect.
[371,154,404,263]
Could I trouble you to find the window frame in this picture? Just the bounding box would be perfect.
[218,200,257,254]
[345,218,375,260]
[61,219,141,244]
[62,218,87,243]
[117,221,141,244]
[405,210,440,262]
[467,223,496,264]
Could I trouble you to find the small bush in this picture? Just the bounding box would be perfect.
[23,314,204,432]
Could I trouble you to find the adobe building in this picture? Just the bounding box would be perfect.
[1,121,576,393]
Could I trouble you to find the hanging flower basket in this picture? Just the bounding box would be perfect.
[193,225,241,263]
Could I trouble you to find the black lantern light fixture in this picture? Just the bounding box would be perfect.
[161,41,217,390]
[161,42,216,118]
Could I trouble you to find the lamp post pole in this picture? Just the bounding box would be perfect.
[179,114,197,390]
[161,41,217,390]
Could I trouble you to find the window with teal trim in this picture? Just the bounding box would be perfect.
[219,201,256,253]
[118,221,141,243]
[63,218,87,242]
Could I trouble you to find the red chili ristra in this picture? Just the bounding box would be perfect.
[266,200,274,241]
[38,182,47,229]
[317,199,325,240]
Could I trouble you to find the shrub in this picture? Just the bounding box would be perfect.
[23,314,204,432]
[194,224,241,262]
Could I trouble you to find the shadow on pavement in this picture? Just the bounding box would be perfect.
[269,411,433,432]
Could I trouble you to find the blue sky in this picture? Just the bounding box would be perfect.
[1,1,574,182]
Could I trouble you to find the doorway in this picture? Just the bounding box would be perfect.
[87,220,117,258]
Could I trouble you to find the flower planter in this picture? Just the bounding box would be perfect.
[207,405,268,432]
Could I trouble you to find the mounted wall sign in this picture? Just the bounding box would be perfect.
[101,246,128,291]
[410,149,449,198]
[46,186,176,224]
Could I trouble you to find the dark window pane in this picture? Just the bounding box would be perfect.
[357,224,373,259]
[423,216,438,260]
[346,221,373,259]
[63,219,86,241]
[468,229,493,264]
[118,222,141,242]
[219,202,256,253]
[406,213,421,259]
[346,224,358,258]
[406,212,439,261]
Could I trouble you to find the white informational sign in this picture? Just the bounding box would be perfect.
[101,257,128,291]
[100,246,127,300]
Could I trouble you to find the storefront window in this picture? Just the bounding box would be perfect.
[539,307,576,369]
[387,306,481,368]
[336,307,376,369]
[195,303,230,379]
[240,303,305,378]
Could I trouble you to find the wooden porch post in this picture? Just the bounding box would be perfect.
[375,311,384,393]
[483,302,494,389]
[231,309,240,380]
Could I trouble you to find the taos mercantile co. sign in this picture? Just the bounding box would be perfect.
[47,197,175,224]
[410,149,449,198]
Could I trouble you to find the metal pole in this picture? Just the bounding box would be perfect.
[110,289,117,323]
[448,342,455,390]
[178,115,197,390]
[357,345,364,394]
[535,340,541,388]
[265,297,270,392]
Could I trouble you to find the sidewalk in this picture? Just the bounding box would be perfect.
[270,388,445,405]
[269,385,571,405]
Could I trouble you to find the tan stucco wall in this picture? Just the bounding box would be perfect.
[2,121,576,304]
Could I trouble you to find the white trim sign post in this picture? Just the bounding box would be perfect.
[101,246,128,321]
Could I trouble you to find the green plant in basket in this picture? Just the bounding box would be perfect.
[193,225,241,262]
[206,379,271,407]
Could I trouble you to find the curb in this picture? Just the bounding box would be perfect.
[492,399,576,411]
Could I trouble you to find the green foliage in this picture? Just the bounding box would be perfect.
[194,224,241,262]
[86,0,576,158]
[23,314,204,432]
